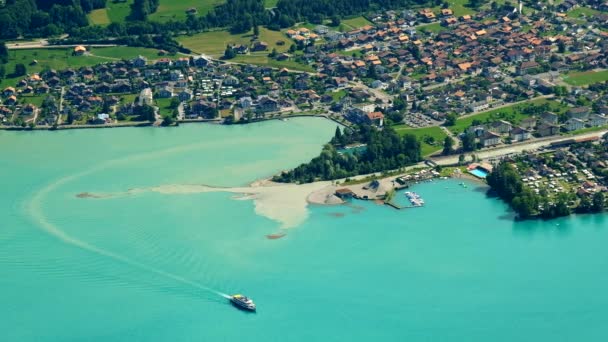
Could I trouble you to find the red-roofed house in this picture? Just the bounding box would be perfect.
[365,112,384,127]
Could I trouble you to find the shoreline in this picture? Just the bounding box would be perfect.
[0,113,346,132]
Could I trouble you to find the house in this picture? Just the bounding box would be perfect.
[588,114,608,127]
[155,58,172,68]
[365,112,384,127]
[489,120,512,134]
[335,188,354,199]
[189,100,217,118]
[509,127,531,142]
[537,122,560,137]
[132,55,147,67]
[520,117,537,130]
[518,61,540,75]
[174,58,190,67]
[567,107,590,120]
[157,86,174,98]
[233,45,249,54]
[178,89,193,102]
[540,111,559,124]
[239,96,253,109]
[22,104,37,116]
[192,55,210,67]
[3,87,15,97]
[481,131,501,147]
[257,96,279,113]
[73,45,87,55]
[468,101,490,112]
[139,88,153,106]
[564,118,585,131]
[252,41,268,51]
[223,75,240,86]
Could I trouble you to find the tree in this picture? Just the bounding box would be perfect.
[0,41,8,64]
[443,136,454,155]
[289,44,296,53]
[330,15,341,27]
[13,63,26,77]
[592,192,605,212]
[444,113,457,126]
[161,115,174,126]
[223,46,236,60]
[462,132,476,152]
[253,24,259,37]
[458,154,465,164]
[269,48,278,58]
[469,0,484,9]
[558,41,566,54]
[0,64,5,81]
[169,97,180,109]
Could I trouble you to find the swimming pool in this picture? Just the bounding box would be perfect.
[469,168,489,178]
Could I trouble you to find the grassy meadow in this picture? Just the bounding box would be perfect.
[394,125,448,156]
[149,0,223,22]
[563,70,608,86]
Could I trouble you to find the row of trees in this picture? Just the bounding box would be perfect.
[273,125,422,183]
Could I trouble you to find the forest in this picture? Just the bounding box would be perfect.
[273,126,422,183]
[0,0,106,39]
[0,0,450,40]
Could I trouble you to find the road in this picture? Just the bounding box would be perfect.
[57,86,65,125]
[430,130,608,165]
[7,40,119,50]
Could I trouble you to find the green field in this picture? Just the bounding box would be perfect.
[394,126,448,156]
[339,16,374,31]
[264,0,279,7]
[88,8,111,25]
[432,0,477,17]
[567,7,600,18]
[1,49,108,88]
[232,54,314,72]
[89,46,168,61]
[106,0,133,23]
[149,0,223,22]
[449,99,567,134]
[19,94,46,107]
[0,47,177,89]
[179,28,290,57]
[155,98,176,117]
[417,22,447,34]
[563,70,608,86]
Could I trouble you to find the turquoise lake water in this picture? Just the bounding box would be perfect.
[2,118,608,341]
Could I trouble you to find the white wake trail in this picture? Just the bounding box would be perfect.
[25,152,231,299]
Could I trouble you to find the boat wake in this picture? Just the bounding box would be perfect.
[24,148,234,300]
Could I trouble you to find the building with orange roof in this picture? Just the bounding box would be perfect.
[458,62,472,71]
[73,45,87,55]
[441,9,453,16]
[3,87,16,96]
[365,112,384,126]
